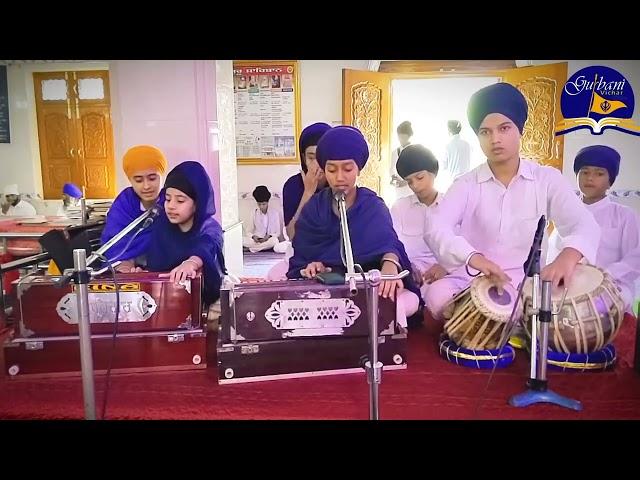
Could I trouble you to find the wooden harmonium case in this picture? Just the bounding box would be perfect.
[3,272,206,377]
[216,278,407,384]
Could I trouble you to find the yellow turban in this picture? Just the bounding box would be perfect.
[122,145,168,178]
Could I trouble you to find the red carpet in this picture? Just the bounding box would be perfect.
[1,315,638,420]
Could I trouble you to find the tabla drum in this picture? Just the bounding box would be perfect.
[522,264,625,354]
[443,276,522,351]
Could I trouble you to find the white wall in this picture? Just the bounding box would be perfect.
[0,62,109,196]
[237,164,299,199]
[299,60,369,127]
[2,60,370,201]
[109,60,212,193]
[9,60,634,210]
[1,59,370,212]
[236,60,369,198]
[215,60,244,276]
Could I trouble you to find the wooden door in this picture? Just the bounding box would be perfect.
[34,72,80,199]
[34,70,115,199]
[342,69,392,195]
[501,62,568,171]
[73,71,115,198]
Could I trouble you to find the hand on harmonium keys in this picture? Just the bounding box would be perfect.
[115,260,145,274]
[379,260,403,301]
[160,259,200,285]
[300,262,332,279]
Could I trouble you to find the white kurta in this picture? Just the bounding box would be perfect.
[422,159,601,318]
[547,195,640,310]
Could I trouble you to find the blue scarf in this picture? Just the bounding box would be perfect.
[146,162,226,305]
[100,187,164,261]
[287,187,420,299]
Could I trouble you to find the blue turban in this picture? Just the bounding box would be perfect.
[62,183,83,199]
[299,122,332,172]
[316,126,369,170]
[467,82,528,134]
[573,145,620,185]
[396,144,439,178]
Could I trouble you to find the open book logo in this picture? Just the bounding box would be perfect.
[556,65,640,137]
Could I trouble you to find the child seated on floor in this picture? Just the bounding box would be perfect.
[242,185,289,254]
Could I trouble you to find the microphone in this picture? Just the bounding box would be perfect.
[141,206,160,229]
[86,206,160,267]
[523,215,546,277]
[333,189,357,294]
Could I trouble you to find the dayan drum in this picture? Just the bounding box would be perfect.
[443,276,521,351]
[522,264,625,354]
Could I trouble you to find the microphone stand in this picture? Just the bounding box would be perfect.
[80,198,88,225]
[62,206,159,420]
[335,192,357,295]
[509,216,582,410]
[335,191,409,420]
[86,207,158,266]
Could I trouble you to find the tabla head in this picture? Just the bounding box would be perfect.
[470,276,519,323]
[521,263,624,354]
[523,263,604,300]
[555,263,603,299]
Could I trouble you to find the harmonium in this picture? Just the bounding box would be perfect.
[215,278,408,383]
[3,272,206,377]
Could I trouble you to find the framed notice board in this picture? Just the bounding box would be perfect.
[0,65,10,143]
[233,60,301,165]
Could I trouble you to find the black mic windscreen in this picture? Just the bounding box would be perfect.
[39,230,74,272]
[534,215,546,243]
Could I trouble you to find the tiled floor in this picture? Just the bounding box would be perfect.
[242,250,286,278]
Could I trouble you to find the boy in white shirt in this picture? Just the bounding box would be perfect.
[423,82,600,321]
[547,145,640,312]
[242,185,288,253]
[390,144,447,289]
[443,120,472,180]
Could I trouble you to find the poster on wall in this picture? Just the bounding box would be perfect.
[0,65,10,143]
[233,60,300,165]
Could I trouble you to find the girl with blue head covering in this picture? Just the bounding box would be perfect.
[286,126,421,324]
[145,161,226,306]
[547,145,639,311]
[282,122,332,240]
[265,123,332,281]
